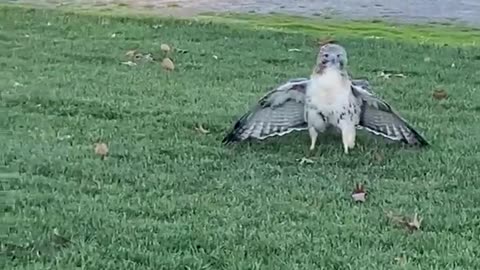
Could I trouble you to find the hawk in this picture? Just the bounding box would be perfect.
[222,43,428,153]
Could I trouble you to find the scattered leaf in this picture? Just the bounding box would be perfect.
[195,124,210,134]
[394,256,407,266]
[125,50,137,58]
[451,63,455,68]
[24,34,30,38]
[288,48,301,52]
[47,22,52,26]
[143,53,154,62]
[94,143,108,160]
[298,157,315,165]
[175,48,188,54]
[407,213,422,231]
[160,43,171,52]
[373,151,384,163]
[212,55,218,60]
[385,211,423,232]
[161,58,175,71]
[423,57,431,62]
[378,71,406,79]
[318,37,336,46]
[152,24,163,29]
[111,33,117,38]
[52,228,71,248]
[365,35,383,40]
[13,82,24,87]
[432,89,448,100]
[351,183,367,203]
[121,61,137,66]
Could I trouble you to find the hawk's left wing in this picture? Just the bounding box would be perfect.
[351,85,429,146]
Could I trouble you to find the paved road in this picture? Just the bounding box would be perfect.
[10,0,480,26]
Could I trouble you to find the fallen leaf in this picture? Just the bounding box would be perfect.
[160,43,171,52]
[143,53,154,62]
[373,151,384,163]
[111,33,117,38]
[406,213,422,231]
[195,124,210,134]
[394,256,407,266]
[351,183,367,203]
[288,48,301,52]
[451,63,455,68]
[52,228,71,247]
[432,89,448,100]
[297,157,315,165]
[152,24,163,29]
[125,50,137,58]
[378,71,406,79]
[385,211,423,232]
[94,143,108,159]
[424,57,431,62]
[47,22,52,26]
[121,61,137,66]
[212,55,218,60]
[13,82,24,87]
[175,48,188,54]
[393,73,406,78]
[318,37,336,46]
[161,58,175,71]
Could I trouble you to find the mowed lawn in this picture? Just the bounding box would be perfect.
[2,5,480,269]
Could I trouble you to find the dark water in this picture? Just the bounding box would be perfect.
[9,0,480,27]
[198,0,480,27]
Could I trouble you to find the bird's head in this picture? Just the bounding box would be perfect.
[314,43,348,73]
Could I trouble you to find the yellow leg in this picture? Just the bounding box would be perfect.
[341,125,356,154]
[309,127,318,151]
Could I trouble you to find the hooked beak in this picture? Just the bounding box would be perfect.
[321,54,338,65]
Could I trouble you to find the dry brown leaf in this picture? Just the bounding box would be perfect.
[288,48,301,52]
[161,58,175,71]
[160,44,171,52]
[432,89,448,100]
[318,37,336,46]
[125,50,137,58]
[298,157,315,165]
[52,228,71,247]
[373,151,384,163]
[94,143,108,159]
[385,211,422,232]
[407,213,422,231]
[394,256,407,266]
[195,124,210,134]
[351,183,367,203]
[121,61,137,66]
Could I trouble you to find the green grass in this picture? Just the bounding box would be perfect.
[2,5,480,269]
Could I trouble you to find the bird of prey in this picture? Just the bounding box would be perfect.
[222,43,428,153]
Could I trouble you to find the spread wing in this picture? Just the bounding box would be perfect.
[351,85,429,146]
[222,78,373,145]
[222,78,309,145]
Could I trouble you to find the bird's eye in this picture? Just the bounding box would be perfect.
[323,53,329,58]
[337,54,341,58]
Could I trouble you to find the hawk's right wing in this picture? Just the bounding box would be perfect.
[222,78,309,144]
